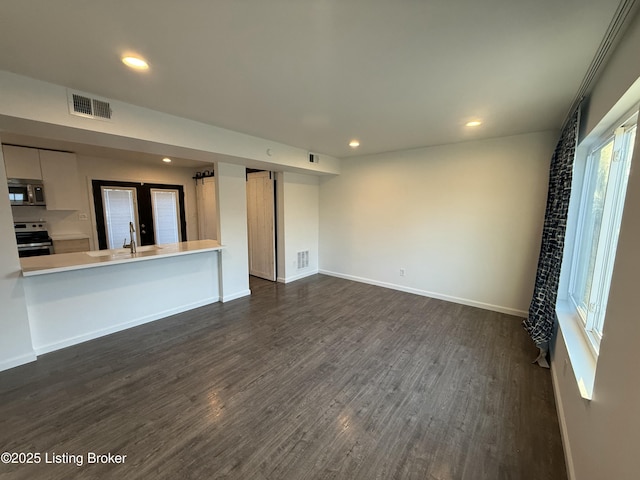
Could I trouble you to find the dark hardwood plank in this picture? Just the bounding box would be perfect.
[0,275,566,479]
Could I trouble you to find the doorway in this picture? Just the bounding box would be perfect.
[246,170,277,281]
[92,180,187,250]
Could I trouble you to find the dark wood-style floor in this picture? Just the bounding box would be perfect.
[0,275,566,480]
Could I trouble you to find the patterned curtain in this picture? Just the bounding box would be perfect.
[523,107,580,368]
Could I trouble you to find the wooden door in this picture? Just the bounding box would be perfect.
[246,171,276,281]
[196,177,218,240]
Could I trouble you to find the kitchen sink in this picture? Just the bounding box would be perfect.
[86,245,162,258]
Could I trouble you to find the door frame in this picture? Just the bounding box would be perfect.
[99,185,141,249]
[92,180,187,250]
[246,170,277,281]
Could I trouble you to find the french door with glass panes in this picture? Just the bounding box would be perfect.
[92,180,186,250]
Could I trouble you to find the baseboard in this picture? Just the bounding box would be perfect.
[34,297,220,355]
[281,269,319,284]
[276,276,286,284]
[318,270,527,317]
[0,351,37,373]
[222,289,251,302]
[551,355,576,480]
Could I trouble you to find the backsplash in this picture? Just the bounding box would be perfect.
[11,206,93,245]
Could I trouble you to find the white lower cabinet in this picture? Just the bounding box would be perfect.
[52,238,90,254]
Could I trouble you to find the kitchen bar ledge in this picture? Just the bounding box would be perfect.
[21,240,223,355]
[21,240,223,276]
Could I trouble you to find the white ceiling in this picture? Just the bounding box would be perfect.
[0,133,210,168]
[0,0,626,158]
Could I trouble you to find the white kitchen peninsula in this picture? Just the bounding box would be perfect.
[20,240,222,355]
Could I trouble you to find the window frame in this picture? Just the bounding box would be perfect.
[101,185,140,250]
[567,111,637,355]
[92,179,187,250]
[150,188,182,245]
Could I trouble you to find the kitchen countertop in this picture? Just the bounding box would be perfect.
[21,240,223,277]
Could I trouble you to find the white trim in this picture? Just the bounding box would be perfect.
[33,297,220,355]
[101,185,140,249]
[565,111,637,358]
[550,353,577,480]
[0,352,37,373]
[556,300,596,400]
[221,289,251,303]
[150,187,182,244]
[567,137,602,317]
[276,276,286,284]
[319,270,527,317]
[281,269,319,284]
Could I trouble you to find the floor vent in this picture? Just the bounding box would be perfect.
[68,90,113,120]
[297,251,309,269]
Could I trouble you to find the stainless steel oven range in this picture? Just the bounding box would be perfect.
[14,221,54,257]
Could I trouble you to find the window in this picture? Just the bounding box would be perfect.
[9,193,24,202]
[102,186,139,249]
[93,180,187,250]
[568,112,637,353]
[150,188,181,244]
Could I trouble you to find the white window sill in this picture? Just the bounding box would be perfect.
[556,300,597,400]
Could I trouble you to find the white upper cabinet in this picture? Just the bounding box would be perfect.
[2,145,42,179]
[39,150,81,210]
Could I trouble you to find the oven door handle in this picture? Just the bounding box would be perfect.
[17,244,52,250]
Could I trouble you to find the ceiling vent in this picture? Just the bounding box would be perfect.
[67,90,113,120]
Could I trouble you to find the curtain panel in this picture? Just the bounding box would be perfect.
[524,108,580,367]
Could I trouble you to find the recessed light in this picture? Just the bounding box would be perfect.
[465,120,482,127]
[162,157,172,163]
[122,55,149,70]
[349,140,360,148]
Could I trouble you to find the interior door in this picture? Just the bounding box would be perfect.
[246,171,276,281]
[196,176,218,240]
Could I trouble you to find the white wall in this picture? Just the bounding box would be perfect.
[279,172,319,282]
[0,148,36,371]
[10,153,202,250]
[319,131,557,316]
[216,162,250,302]
[550,10,640,480]
[582,11,640,140]
[0,70,340,176]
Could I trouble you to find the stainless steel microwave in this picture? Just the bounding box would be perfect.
[8,178,46,206]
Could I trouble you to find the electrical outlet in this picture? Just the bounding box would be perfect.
[400,268,405,276]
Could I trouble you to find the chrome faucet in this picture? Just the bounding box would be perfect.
[123,221,137,253]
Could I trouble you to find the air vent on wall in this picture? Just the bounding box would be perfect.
[67,90,113,120]
[297,251,309,269]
